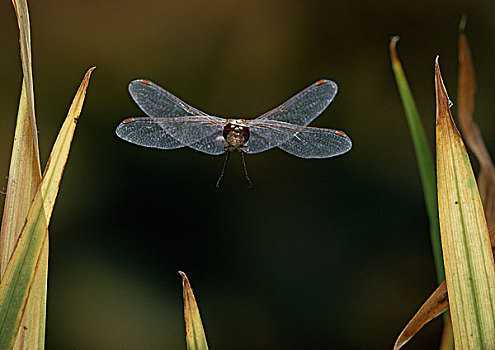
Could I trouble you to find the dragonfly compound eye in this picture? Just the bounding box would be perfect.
[240,125,250,141]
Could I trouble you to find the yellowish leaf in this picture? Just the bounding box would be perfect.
[3,2,44,348]
[10,0,40,170]
[0,80,40,275]
[0,79,47,350]
[436,57,495,348]
[0,67,95,349]
[180,271,209,350]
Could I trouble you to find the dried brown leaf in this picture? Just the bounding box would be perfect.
[393,281,449,350]
[457,17,495,227]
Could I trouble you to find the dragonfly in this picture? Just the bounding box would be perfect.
[116,79,352,187]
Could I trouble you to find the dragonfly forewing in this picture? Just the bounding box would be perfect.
[116,117,183,150]
[129,79,209,118]
[256,79,338,126]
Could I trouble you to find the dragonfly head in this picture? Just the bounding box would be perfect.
[224,119,250,150]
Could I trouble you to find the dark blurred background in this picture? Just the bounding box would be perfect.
[1,0,495,349]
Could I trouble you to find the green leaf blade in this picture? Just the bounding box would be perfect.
[389,36,444,283]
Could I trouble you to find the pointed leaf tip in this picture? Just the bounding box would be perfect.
[179,271,189,286]
[389,36,400,63]
[180,271,209,350]
[434,58,456,133]
[393,282,450,350]
[68,66,95,120]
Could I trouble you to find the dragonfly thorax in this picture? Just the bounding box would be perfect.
[223,119,250,150]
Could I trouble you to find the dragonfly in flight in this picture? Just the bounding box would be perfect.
[116,79,352,187]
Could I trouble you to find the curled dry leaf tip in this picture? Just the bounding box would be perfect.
[459,15,468,32]
[389,36,400,63]
[179,270,188,283]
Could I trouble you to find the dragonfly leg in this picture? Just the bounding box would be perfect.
[240,151,253,188]
[216,151,231,188]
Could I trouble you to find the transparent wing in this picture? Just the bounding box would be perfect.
[244,120,295,154]
[244,120,351,158]
[255,79,338,126]
[115,115,227,155]
[188,129,226,155]
[277,126,352,159]
[128,79,208,117]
